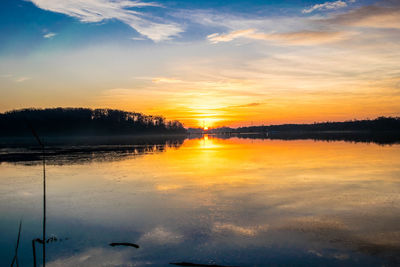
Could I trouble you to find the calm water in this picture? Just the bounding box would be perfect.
[1,136,400,266]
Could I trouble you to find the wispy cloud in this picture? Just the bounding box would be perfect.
[207,29,255,43]
[29,0,183,42]
[152,77,184,83]
[1,74,32,83]
[176,9,307,34]
[15,76,31,82]
[130,36,146,41]
[208,29,351,45]
[43,32,56,39]
[302,0,352,14]
[178,8,353,46]
[234,102,262,108]
[324,4,400,29]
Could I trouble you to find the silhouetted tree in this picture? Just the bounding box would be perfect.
[206,117,400,134]
[0,108,187,137]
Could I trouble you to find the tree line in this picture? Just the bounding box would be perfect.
[0,108,187,137]
[206,117,400,134]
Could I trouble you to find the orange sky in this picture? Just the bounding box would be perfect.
[1,1,400,128]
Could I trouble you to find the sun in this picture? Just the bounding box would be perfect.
[198,118,219,130]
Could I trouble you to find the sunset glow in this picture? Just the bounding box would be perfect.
[1,0,400,127]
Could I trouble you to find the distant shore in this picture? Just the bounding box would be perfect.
[1,108,399,146]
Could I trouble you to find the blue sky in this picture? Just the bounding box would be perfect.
[0,0,374,54]
[0,0,399,127]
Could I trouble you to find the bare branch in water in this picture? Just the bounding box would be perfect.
[10,220,22,267]
[25,119,46,267]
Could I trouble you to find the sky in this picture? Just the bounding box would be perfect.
[0,0,399,128]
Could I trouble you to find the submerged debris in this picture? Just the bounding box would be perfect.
[33,236,68,244]
[109,242,140,248]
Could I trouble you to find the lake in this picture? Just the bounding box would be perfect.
[1,135,399,266]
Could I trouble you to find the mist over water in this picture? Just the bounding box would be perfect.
[1,136,399,266]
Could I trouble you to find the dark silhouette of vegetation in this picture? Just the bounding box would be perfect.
[203,117,400,145]
[0,108,186,137]
[207,117,400,134]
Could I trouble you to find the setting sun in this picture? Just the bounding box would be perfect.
[197,118,220,129]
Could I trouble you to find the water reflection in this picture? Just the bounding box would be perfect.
[0,136,185,165]
[0,136,399,266]
[204,131,400,145]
